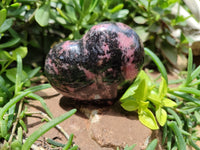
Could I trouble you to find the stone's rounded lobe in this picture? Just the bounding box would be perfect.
[44,22,144,102]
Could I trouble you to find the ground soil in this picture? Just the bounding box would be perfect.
[25,72,180,150]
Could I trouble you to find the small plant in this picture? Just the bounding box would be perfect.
[36,0,129,39]
[0,2,77,149]
[121,70,176,129]
[126,0,189,68]
[120,48,200,149]
[0,51,77,149]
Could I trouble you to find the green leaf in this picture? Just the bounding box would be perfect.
[148,91,161,105]
[89,0,98,12]
[0,18,12,33]
[22,109,77,150]
[120,70,151,102]
[138,0,148,9]
[110,9,129,19]
[6,68,28,84]
[120,81,139,102]
[109,3,124,13]
[166,35,176,46]
[156,107,167,126]
[87,12,99,24]
[0,76,12,98]
[159,77,168,99]
[0,50,12,66]
[10,3,21,8]
[134,16,147,24]
[0,9,7,27]
[56,8,72,23]
[121,98,138,111]
[65,5,77,22]
[138,70,152,84]
[144,48,168,83]
[81,0,88,11]
[11,140,22,150]
[35,2,50,27]
[0,37,20,49]
[134,26,149,42]
[12,46,28,59]
[72,0,81,14]
[124,144,136,150]
[133,79,148,102]
[139,108,159,130]
[160,42,177,66]
[146,139,158,150]
[162,98,177,107]
[25,67,41,83]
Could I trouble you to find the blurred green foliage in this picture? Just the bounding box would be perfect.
[0,0,190,68]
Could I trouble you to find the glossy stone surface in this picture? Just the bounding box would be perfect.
[44,22,144,102]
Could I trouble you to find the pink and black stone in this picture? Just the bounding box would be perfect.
[45,22,144,104]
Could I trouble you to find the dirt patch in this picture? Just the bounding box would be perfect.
[26,88,152,150]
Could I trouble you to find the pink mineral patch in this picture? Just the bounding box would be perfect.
[60,41,78,54]
[98,43,111,60]
[79,67,96,79]
[121,63,138,80]
[52,63,59,74]
[61,41,72,51]
[118,32,135,49]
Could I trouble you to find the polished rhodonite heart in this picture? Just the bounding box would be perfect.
[44,22,144,103]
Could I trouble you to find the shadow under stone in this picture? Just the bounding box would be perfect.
[59,96,138,119]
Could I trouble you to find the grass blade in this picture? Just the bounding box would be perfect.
[0,84,51,119]
[146,139,158,150]
[17,127,23,143]
[167,128,172,150]
[47,138,65,147]
[189,138,200,150]
[15,54,22,94]
[179,87,200,97]
[167,121,186,150]
[184,48,193,86]
[69,145,78,150]
[166,108,183,128]
[162,124,167,145]
[24,67,41,83]
[169,91,200,106]
[63,134,74,150]
[144,47,168,83]
[22,109,77,150]
[27,93,53,118]
[0,119,8,137]
[191,65,200,81]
